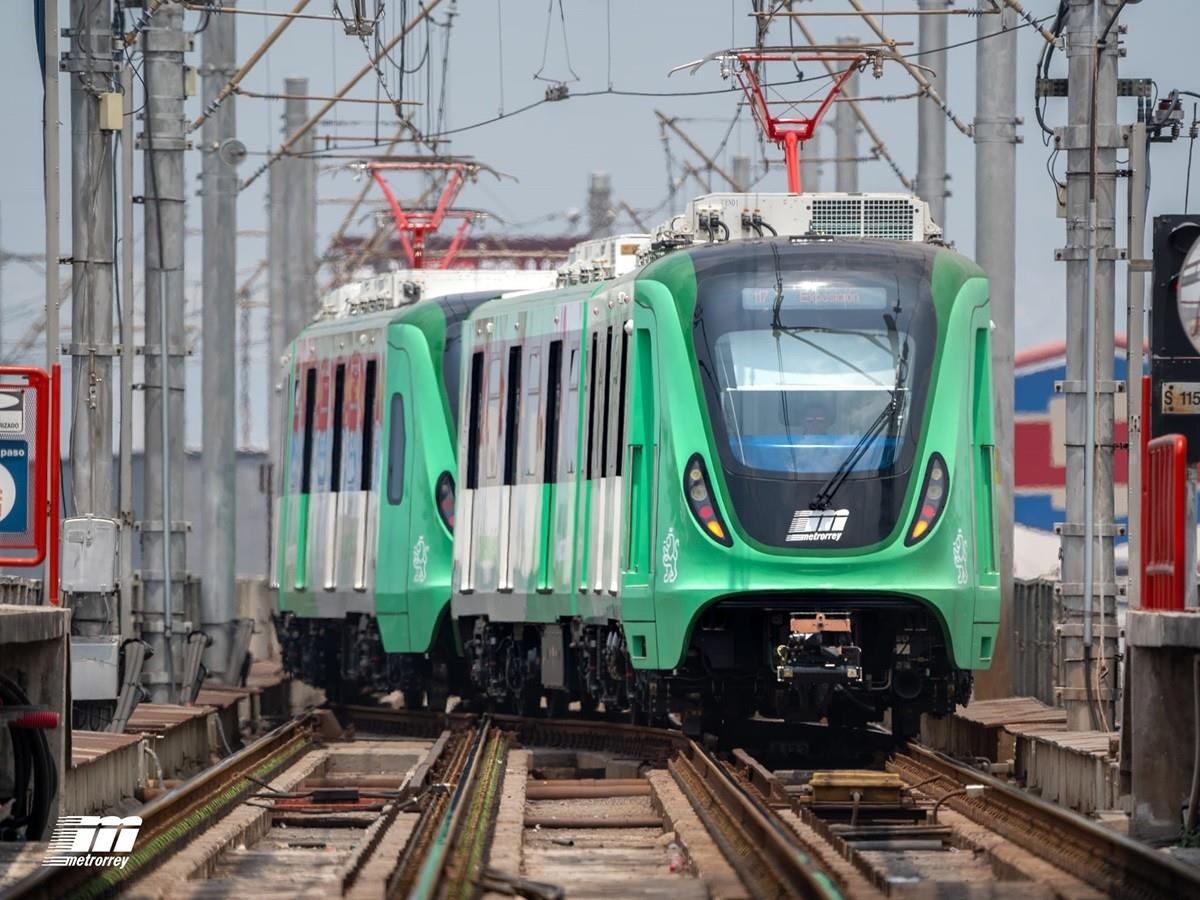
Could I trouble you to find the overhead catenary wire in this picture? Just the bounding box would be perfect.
[240,0,445,191]
[843,0,972,136]
[792,17,911,189]
[188,0,312,133]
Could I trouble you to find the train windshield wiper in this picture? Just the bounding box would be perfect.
[809,315,908,512]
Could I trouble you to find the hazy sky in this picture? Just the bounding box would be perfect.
[0,1,1197,449]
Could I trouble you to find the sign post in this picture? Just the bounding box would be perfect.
[0,365,61,604]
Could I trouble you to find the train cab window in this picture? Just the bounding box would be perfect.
[544,340,563,482]
[466,351,484,490]
[615,328,630,476]
[599,327,614,476]
[300,367,317,494]
[387,393,405,504]
[524,350,541,477]
[361,359,378,491]
[330,362,346,492]
[503,347,522,486]
[586,333,599,480]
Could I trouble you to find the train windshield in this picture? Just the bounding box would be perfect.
[689,240,939,548]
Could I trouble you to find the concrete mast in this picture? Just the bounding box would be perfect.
[141,2,187,703]
[588,173,614,238]
[281,78,317,352]
[1061,0,1120,730]
[67,0,116,527]
[916,0,948,226]
[972,1,1018,699]
[200,4,238,681]
[834,36,859,193]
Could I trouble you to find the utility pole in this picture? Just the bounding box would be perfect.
[973,1,1018,700]
[835,36,859,193]
[267,162,285,467]
[800,128,822,193]
[67,0,116,527]
[66,0,118,641]
[1061,0,1120,731]
[281,77,317,353]
[200,3,238,682]
[588,173,614,238]
[141,2,187,703]
[44,0,61,376]
[916,0,949,226]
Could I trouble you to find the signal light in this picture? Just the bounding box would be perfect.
[436,472,456,532]
[905,453,949,546]
[683,454,732,546]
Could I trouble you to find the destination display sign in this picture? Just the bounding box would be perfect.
[743,281,889,311]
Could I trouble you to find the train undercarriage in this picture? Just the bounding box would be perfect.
[277,596,970,740]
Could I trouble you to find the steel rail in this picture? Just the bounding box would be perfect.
[671,741,844,900]
[894,742,1200,900]
[8,713,318,900]
[404,721,491,900]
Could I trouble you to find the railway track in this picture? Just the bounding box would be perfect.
[8,706,1200,900]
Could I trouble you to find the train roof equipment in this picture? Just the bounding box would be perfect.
[557,233,651,286]
[319,267,558,321]
[642,192,942,265]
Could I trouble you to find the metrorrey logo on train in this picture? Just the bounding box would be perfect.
[43,815,142,868]
[786,509,850,543]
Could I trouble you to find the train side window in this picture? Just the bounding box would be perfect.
[466,351,484,490]
[544,340,563,482]
[565,345,579,475]
[599,326,614,476]
[615,327,630,476]
[300,367,317,494]
[330,362,346,492]
[387,393,405,504]
[586,333,599,480]
[486,356,502,479]
[503,347,523,486]
[524,350,541,477]
[360,359,378,491]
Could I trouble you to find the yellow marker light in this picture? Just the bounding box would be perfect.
[911,520,929,539]
[706,521,726,539]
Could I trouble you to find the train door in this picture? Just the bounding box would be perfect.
[605,320,631,595]
[498,344,523,591]
[289,362,317,592]
[621,306,658,624]
[457,350,485,593]
[311,357,335,591]
[538,338,565,592]
[377,348,414,630]
[587,325,613,595]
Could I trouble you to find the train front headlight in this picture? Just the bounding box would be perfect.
[905,453,948,546]
[436,472,455,532]
[684,454,732,547]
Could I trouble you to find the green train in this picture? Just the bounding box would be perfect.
[274,194,999,736]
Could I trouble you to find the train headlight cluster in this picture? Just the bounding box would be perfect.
[684,454,732,546]
[436,472,456,532]
[905,453,949,546]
